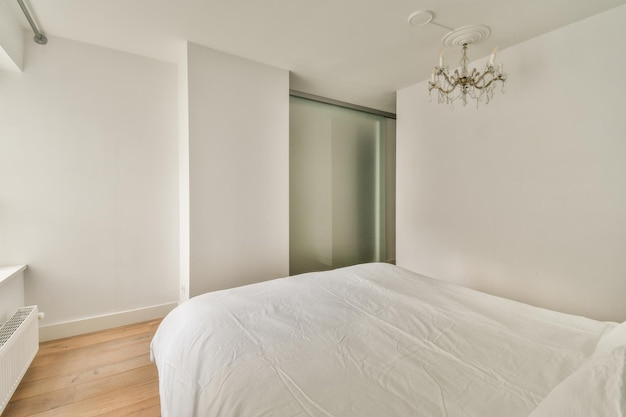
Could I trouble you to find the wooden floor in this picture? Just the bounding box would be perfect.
[1,320,162,417]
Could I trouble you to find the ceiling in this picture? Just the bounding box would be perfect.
[6,0,626,113]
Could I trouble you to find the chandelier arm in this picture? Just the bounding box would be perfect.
[468,82,488,91]
[429,84,459,95]
[471,69,494,87]
[437,67,457,86]
[472,75,504,91]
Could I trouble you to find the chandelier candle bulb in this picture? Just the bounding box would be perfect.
[439,50,444,67]
[489,47,497,66]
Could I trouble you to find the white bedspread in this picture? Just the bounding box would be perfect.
[151,263,614,417]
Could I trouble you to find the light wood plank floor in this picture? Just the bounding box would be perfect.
[1,319,162,417]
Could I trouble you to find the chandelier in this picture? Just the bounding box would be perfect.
[429,42,506,107]
[407,12,507,107]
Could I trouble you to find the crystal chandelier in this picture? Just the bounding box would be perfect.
[429,42,506,107]
[407,12,508,108]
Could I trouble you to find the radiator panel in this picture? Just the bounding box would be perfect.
[0,306,39,414]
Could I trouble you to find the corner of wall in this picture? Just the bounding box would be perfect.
[0,1,24,72]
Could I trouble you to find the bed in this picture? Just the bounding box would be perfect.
[150,263,626,417]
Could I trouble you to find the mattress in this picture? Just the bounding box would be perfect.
[151,263,624,417]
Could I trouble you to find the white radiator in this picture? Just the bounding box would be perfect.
[0,305,39,414]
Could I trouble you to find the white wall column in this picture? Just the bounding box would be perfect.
[186,43,289,296]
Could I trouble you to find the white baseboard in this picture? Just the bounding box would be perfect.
[38,302,178,342]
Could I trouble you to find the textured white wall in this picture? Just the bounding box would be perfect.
[0,35,179,327]
[396,6,626,322]
[186,43,289,297]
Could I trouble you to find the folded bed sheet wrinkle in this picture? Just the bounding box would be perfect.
[420,363,452,417]
[273,365,335,417]
[418,340,547,408]
[358,364,425,415]
[336,292,437,351]
[425,312,589,382]
[438,283,609,349]
[215,296,264,348]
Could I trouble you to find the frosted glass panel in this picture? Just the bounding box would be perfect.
[290,97,389,275]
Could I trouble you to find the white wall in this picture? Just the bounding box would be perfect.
[396,6,626,322]
[0,1,24,71]
[0,35,179,333]
[186,43,289,297]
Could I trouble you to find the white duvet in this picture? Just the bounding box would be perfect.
[151,263,620,417]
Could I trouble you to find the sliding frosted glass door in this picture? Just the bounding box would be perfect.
[290,96,393,275]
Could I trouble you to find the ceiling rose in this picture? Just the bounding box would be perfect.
[441,25,491,47]
[408,10,434,26]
